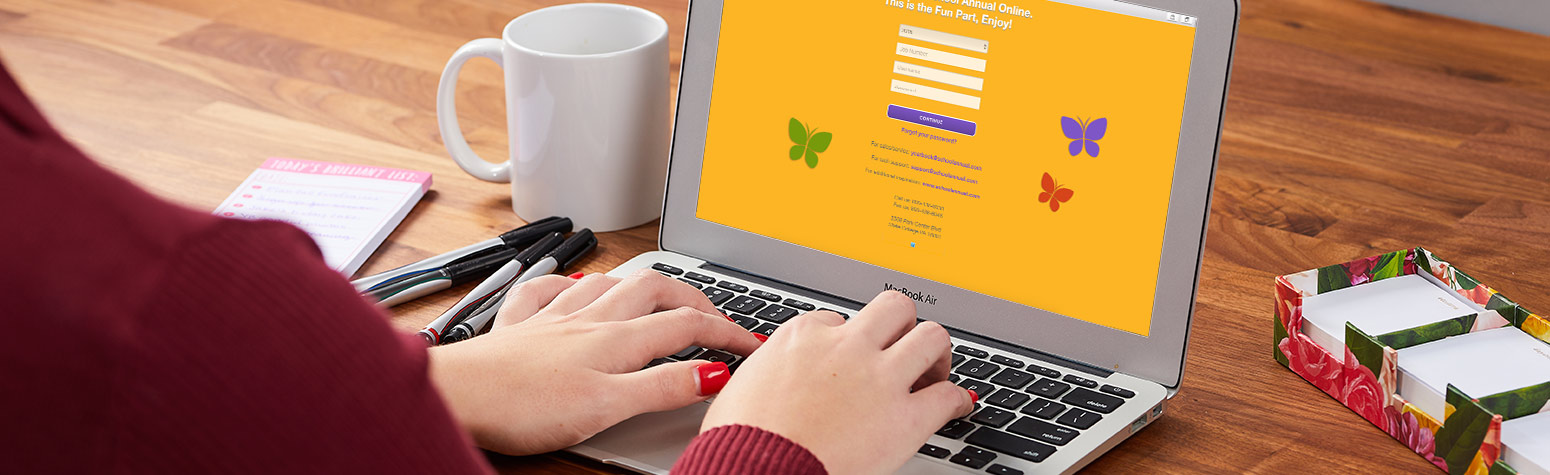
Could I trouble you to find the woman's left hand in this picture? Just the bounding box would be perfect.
[427,269,763,455]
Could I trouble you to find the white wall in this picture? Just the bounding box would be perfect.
[1371,0,1550,36]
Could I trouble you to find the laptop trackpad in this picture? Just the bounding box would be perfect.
[569,402,709,474]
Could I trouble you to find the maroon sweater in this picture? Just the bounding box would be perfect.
[0,63,823,474]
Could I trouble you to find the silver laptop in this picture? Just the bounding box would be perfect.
[570,0,1237,472]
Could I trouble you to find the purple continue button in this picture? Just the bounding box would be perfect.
[887,104,976,136]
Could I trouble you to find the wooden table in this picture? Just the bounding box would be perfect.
[4,0,1547,472]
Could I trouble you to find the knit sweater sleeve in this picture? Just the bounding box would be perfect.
[672,424,827,475]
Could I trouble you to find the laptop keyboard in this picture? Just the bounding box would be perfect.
[644,262,1137,473]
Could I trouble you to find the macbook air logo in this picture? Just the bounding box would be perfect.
[884,283,938,306]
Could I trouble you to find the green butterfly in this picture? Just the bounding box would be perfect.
[788,118,832,168]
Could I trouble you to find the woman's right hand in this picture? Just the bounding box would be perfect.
[700,290,976,474]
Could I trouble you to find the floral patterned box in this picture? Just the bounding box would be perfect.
[1273,247,1550,474]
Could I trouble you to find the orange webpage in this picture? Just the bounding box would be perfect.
[696,0,1197,336]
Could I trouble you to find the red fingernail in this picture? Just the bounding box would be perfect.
[569,272,584,279]
[968,389,979,404]
[696,362,730,396]
[752,333,768,342]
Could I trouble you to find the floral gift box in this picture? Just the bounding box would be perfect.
[1273,247,1550,475]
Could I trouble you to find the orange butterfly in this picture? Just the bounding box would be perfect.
[1038,172,1074,212]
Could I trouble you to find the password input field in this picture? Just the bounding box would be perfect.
[896,43,987,73]
[890,79,981,110]
[893,61,983,91]
[899,24,989,54]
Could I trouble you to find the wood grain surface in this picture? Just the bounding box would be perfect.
[3,0,1547,472]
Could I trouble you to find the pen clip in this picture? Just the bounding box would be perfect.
[514,232,567,268]
[444,247,523,285]
[547,229,597,272]
[498,217,573,250]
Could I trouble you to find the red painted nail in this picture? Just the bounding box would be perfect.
[968,389,979,404]
[696,362,730,396]
[568,272,584,279]
[752,333,768,342]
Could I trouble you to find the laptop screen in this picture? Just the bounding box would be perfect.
[694,0,1198,337]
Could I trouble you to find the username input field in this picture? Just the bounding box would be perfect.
[896,43,987,73]
[891,79,981,110]
[893,61,983,91]
[899,24,989,54]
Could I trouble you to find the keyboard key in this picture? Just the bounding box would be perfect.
[715,280,749,292]
[954,346,989,358]
[1061,388,1124,414]
[990,368,1034,389]
[645,358,672,368]
[1027,365,1060,378]
[684,272,715,284]
[951,353,964,368]
[966,428,1056,463]
[917,444,950,459]
[753,304,798,323]
[936,419,974,439]
[702,287,734,306]
[970,407,1016,428]
[985,389,1031,410]
[954,360,1000,380]
[750,289,782,301]
[1056,408,1102,429]
[1100,384,1136,399]
[990,355,1024,368]
[1008,417,1079,446]
[1020,399,1066,420]
[783,299,816,311]
[730,314,760,330]
[752,323,780,337]
[949,453,991,469]
[724,295,767,314]
[949,374,960,383]
[987,464,1024,475]
[958,379,995,397]
[677,278,703,289]
[820,308,850,319]
[697,349,738,365]
[669,346,703,360]
[1061,374,1097,388]
[958,446,997,461]
[1027,378,1071,399]
[652,263,684,275]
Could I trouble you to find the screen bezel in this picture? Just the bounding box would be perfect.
[660,0,1238,389]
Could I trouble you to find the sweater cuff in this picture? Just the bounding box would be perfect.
[672,424,827,475]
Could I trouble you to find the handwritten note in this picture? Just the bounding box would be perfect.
[213,158,431,276]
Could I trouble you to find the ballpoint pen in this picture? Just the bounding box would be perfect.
[416,232,566,344]
[351,216,572,292]
[362,246,522,307]
[440,229,598,343]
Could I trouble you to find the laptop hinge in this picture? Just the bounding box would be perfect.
[701,262,1117,379]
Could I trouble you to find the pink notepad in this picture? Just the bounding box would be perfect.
[213,158,431,276]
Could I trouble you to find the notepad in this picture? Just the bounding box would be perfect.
[1397,326,1550,421]
[1301,274,1478,352]
[213,158,430,276]
[1503,411,1550,475]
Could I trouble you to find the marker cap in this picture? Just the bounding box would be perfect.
[498,217,573,249]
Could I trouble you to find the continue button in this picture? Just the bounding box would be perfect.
[887,104,977,136]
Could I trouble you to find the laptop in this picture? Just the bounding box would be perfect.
[569,0,1238,472]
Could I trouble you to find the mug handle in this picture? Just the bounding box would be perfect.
[436,38,510,182]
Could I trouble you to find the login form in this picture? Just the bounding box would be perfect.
[694,0,1199,336]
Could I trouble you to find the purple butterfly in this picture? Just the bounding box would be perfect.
[1061,116,1107,157]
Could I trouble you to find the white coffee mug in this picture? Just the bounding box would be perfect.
[437,3,669,232]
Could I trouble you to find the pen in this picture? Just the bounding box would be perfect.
[351,216,572,292]
[417,232,566,344]
[363,246,522,307]
[440,229,597,343]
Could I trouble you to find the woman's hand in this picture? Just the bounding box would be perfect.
[427,269,763,455]
[700,290,975,474]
